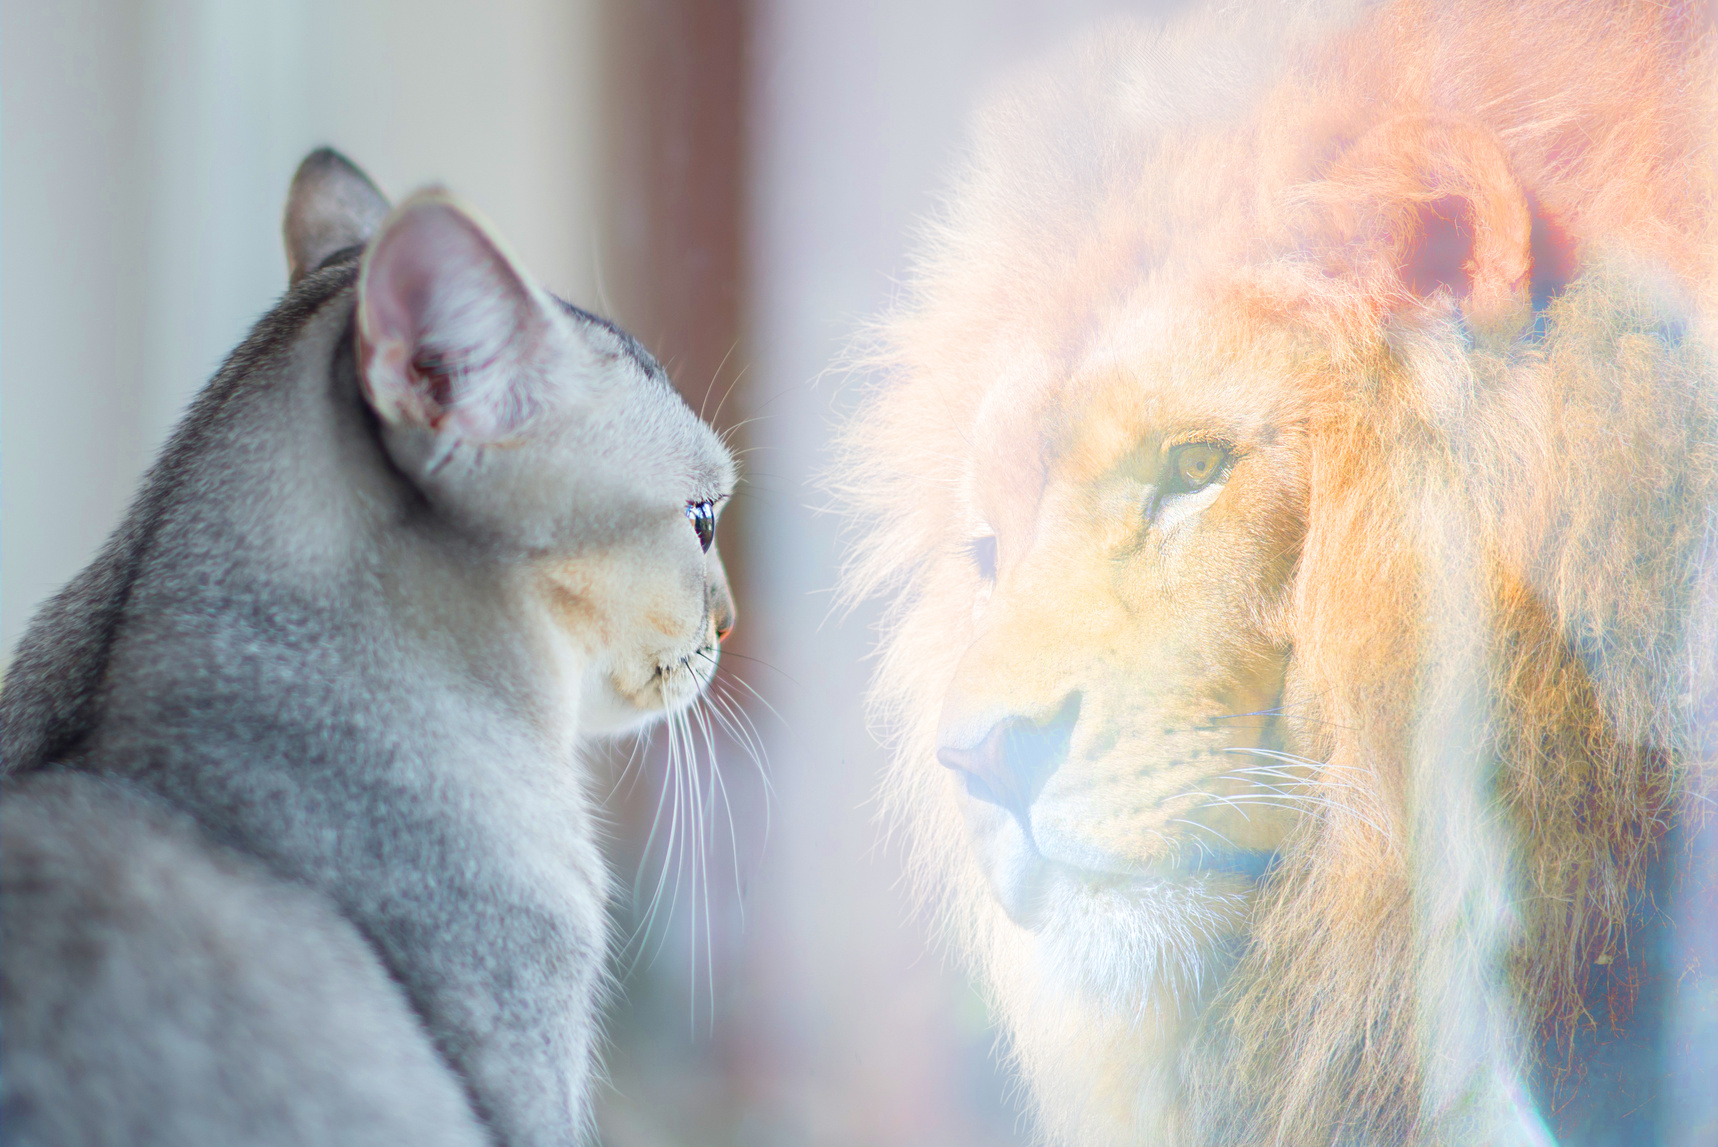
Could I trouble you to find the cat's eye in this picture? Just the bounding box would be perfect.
[969,534,998,582]
[1165,443,1228,495]
[686,501,716,551]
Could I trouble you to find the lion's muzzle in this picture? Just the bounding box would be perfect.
[936,692,1082,833]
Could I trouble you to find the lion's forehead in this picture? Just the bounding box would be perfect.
[962,313,1312,513]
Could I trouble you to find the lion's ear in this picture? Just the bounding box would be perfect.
[1308,114,1536,331]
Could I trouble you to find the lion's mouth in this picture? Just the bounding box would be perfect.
[961,771,1289,930]
[1064,844,1279,897]
[986,837,1279,931]
[1145,846,1278,881]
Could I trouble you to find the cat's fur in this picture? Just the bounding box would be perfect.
[0,149,736,1147]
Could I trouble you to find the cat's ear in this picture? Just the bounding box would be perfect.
[355,191,566,444]
[284,149,390,283]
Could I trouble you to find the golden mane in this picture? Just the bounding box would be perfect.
[837,1,1717,1142]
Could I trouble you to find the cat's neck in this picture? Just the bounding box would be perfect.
[83,288,590,785]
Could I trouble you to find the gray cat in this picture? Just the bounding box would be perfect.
[1,149,736,1147]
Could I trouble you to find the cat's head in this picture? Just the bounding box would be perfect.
[285,149,735,736]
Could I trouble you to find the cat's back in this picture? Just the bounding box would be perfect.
[0,770,487,1147]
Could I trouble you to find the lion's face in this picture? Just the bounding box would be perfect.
[846,4,1713,1142]
[935,308,1311,940]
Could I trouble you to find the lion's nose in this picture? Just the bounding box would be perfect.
[937,692,1081,825]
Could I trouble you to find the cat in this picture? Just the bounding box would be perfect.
[0,148,736,1147]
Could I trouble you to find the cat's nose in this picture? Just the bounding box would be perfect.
[708,564,735,643]
[936,692,1081,826]
[709,588,735,644]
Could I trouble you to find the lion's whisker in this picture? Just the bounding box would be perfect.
[1169,818,1242,853]
[1218,746,1367,774]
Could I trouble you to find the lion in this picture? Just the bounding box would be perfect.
[835,1,1718,1143]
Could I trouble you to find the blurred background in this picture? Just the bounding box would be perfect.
[1,2,1185,1143]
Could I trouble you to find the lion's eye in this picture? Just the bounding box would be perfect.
[686,501,716,551]
[1167,443,1228,494]
[969,534,998,581]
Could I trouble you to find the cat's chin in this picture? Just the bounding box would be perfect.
[578,647,719,737]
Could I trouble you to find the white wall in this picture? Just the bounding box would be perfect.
[3,0,152,658]
[1,0,602,658]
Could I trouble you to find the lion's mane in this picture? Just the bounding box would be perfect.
[838,2,1717,1142]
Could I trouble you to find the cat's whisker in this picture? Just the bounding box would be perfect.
[618,654,769,1027]
[670,705,701,1030]
[711,689,774,804]
[692,696,747,932]
[605,724,655,805]
[651,708,692,973]
[648,703,697,975]
[695,646,795,685]
[688,701,727,1035]
[707,687,775,861]
[621,728,677,977]
[698,342,740,423]
[715,411,768,446]
[630,704,690,970]
[686,650,777,810]
[706,676,775,795]
[705,657,788,725]
[721,443,772,462]
[630,726,678,911]
[713,351,762,436]
[694,705,716,1032]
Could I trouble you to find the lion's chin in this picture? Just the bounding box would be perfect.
[1019,866,1256,1020]
[967,811,1266,1016]
[987,846,1273,929]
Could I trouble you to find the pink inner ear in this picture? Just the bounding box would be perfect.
[1528,203,1578,309]
[1310,114,1534,328]
[364,229,431,348]
[1402,196,1475,301]
[358,197,552,440]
